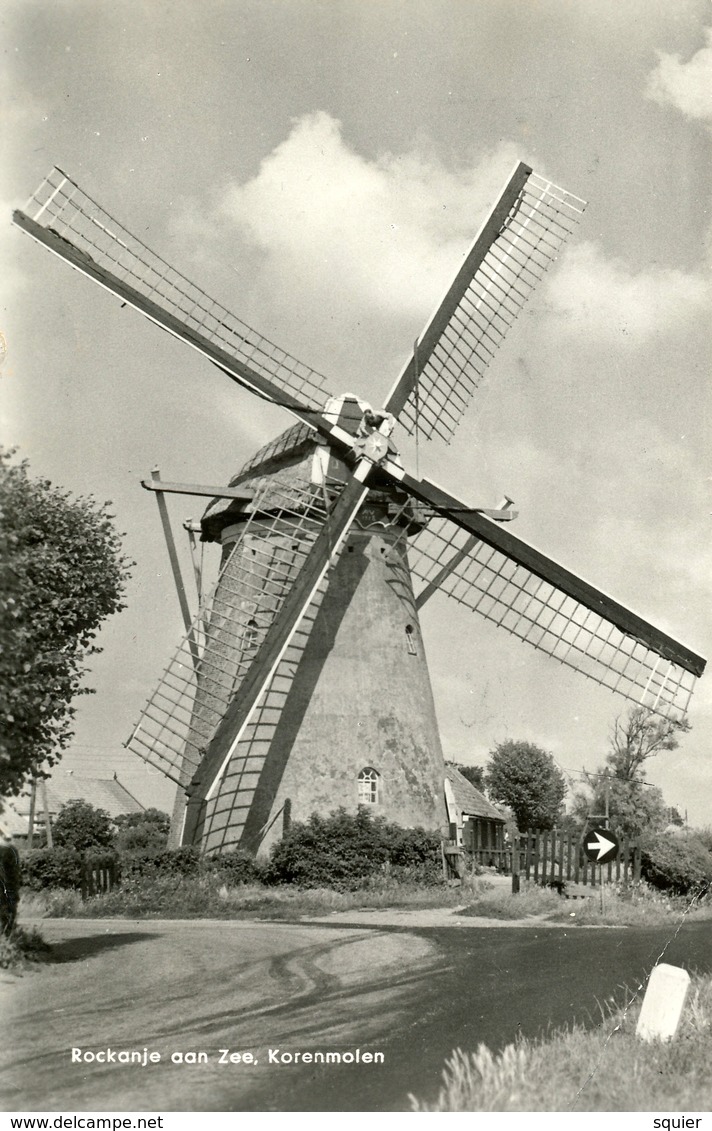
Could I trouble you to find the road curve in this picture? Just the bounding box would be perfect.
[2,915,711,1112]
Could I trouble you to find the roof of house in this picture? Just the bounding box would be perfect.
[11,774,145,822]
[445,765,506,823]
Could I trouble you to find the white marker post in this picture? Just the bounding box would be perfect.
[636,963,690,1042]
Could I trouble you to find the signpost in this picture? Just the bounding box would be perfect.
[583,827,619,913]
[583,827,619,865]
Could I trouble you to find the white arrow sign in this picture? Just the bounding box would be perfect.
[587,831,617,861]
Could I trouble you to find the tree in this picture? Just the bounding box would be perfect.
[570,707,690,839]
[114,809,170,854]
[52,800,116,852]
[607,706,690,781]
[484,740,566,831]
[450,763,485,791]
[0,452,132,798]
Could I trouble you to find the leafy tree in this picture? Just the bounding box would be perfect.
[52,800,116,852]
[607,706,690,780]
[0,452,132,798]
[114,809,170,854]
[570,707,690,839]
[450,763,485,791]
[484,740,566,831]
[570,775,667,839]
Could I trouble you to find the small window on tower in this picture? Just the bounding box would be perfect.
[242,618,259,652]
[405,624,417,655]
[358,767,380,805]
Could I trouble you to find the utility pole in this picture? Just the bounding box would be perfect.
[27,779,37,849]
[40,779,53,848]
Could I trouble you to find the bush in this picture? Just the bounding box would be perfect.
[22,847,83,891]
[0,925,52,969]
[114,809,170,854]
[640,832,712,896]
[120,846,200,880]
[204,849,267,886]
[53,800,116,852]
[22,847,119,891]
[265,807,441,890]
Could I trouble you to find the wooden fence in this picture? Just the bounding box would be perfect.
[80,857,119,900]
[465,830,641,888]
[512,830,641,888]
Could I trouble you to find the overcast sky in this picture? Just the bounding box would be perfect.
[2,0,711,822]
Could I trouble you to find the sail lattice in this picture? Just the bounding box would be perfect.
[125,480,334,785]
[398,171,586,444]
[17,167,330,407]
[408,516,698,718]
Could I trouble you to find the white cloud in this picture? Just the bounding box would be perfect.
[545,241,710,344]
[645,27,712,122]
[217,111,523,321]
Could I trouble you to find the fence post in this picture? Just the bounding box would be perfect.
[511,833,520,894]
[633,843,641,883]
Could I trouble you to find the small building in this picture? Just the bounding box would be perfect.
[444,764,507,865]
[0,772,145,844]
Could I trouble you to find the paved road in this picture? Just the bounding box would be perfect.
[2,914,711,1112]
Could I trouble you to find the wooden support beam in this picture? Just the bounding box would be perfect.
[150,468,200,670]
[141,479,253,502]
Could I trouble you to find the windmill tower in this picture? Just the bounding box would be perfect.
[13,162,706,856]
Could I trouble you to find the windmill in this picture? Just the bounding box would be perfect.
[14,162,706,856]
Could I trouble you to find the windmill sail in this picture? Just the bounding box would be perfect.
[127,468,371,847]
[13,167,331,411]
[407,510,702,719]
[126,477,336,788]
[15,159,705,858]
[385,163,586,444]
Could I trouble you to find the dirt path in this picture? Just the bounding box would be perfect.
[3,915,711,1112]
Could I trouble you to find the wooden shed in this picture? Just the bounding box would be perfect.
[444,764,507,866]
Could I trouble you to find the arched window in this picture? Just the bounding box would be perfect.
[358,767,381,805]
[405,624,417,655]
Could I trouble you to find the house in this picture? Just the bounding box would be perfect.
[0,772,145,844]
[444,764,507,863]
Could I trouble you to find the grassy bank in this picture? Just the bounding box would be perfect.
[18,872,712,926]
[461,878,712,927]
[411,971,712,1111]
[19,873,485,920]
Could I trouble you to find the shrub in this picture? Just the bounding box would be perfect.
[53,800,116,852]
[22,847,119,891]
[120,846,199,880]
[204,849,267,886]
[265,807,441,890]
[640,832,712,896]
[22,847,83,891]
[0,925,52,969]
[114,809,170,854]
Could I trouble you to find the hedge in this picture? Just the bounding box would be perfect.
[640,832,712,896]
[19,810,442,893]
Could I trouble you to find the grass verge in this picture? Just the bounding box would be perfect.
[20,874,492,920]
[20,872,711,927]
[462,879,712,927]
[411,972,712,1111]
